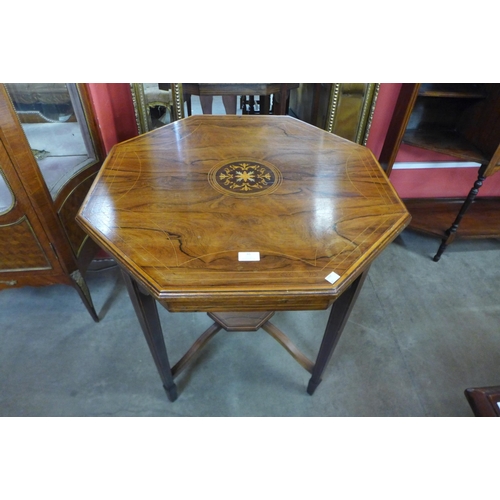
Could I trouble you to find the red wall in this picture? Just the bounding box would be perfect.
[87,83,138,154]
[367,83,500,199]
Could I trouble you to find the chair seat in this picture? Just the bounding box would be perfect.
[144,83,172,108]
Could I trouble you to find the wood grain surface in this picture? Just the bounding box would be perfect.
[78,115,410,311]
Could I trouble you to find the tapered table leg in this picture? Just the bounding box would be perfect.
[121,271,178,402]
[307,269,369,395]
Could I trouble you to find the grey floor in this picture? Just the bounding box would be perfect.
[1,229,499,417]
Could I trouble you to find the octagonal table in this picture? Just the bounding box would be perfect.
[77,115,410,402]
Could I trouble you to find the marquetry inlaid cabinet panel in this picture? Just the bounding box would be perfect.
[0,84,106,320]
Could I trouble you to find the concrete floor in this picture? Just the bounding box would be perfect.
[1,229,499,417]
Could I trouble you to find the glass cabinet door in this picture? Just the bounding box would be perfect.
[4,83,98,199]
[0,168,14,215]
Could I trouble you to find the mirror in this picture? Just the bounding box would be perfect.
[131,83,380,146]
[131,83,174,134]
[4,83,99,199]
[289,83,380,145]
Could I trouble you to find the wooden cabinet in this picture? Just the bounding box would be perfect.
[379,83,500,260]
[0,84,106,320]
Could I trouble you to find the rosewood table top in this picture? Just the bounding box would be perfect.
[77,115,410,312]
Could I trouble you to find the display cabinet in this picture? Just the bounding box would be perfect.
[0,83,106,320]
[379,83,500,260]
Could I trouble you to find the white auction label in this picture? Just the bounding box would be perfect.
[325,271,340,284]
[238,252,260,262]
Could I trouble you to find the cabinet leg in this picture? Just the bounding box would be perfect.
[121,271,178,402]
[307,269,369,395]
[70,269,99,322]
[433,164,487,262]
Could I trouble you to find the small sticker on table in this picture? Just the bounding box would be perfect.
[325,271,340,284]
[238,252,260,262]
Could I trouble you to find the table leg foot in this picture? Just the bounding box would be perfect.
[307,378,321,395]
[164,383,179,402]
